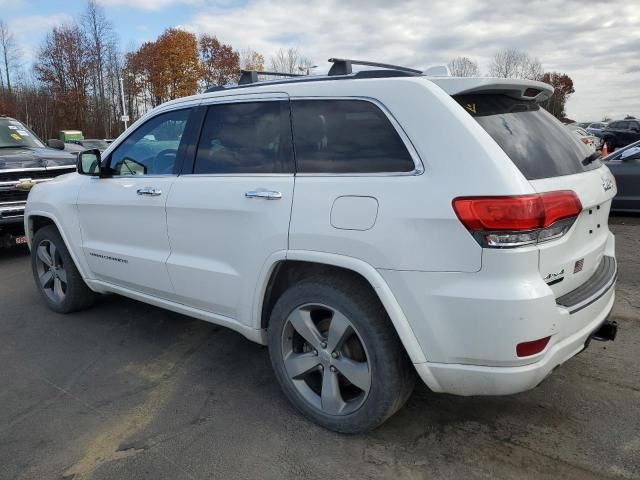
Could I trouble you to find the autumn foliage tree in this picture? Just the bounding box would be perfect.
[199,34,239,87]
[125,28,199,113]
[540,72,575,119]
[241,48,264,71]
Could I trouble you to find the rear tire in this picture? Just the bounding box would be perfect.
[268,274,415,433]
[31,225,97,313]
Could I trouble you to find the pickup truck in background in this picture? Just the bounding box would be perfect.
[0,117,76,247]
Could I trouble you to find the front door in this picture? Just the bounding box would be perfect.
[165,96,294,326]
[77,107,195,297]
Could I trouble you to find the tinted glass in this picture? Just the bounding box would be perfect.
[193,101,292,174]
[610,122,626,130]
[291,100,415,173]
[110,109,189,176]
[454,94,601,180]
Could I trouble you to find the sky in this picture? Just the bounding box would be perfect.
[2,0,639,121]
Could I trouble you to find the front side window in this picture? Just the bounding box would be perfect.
[193,101,293,174]
[109,108,190,176]
[291,99,415,174]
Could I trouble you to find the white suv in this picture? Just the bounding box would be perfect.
[25,59,618,433]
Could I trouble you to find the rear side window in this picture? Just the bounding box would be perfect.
[455,94,601,180]
[291,99,415,173]
[193,101,293,174]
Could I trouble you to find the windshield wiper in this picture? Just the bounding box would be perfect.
[582,151,600,166]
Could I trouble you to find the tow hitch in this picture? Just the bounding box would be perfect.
[591,319,618,342]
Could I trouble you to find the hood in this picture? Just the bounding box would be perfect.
[0,147,77,170]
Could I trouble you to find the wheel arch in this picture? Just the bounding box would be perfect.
[257,250,428,364]
[26,211,92,283]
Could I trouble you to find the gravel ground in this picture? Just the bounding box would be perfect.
[0,216,638,480]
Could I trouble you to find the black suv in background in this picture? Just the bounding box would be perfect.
[0,117,76,247]
[602,119,640,150]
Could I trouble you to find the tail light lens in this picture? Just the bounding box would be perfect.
[452,191,582,248]
[581,138,589,144]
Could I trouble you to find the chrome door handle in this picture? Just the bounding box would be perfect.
[137,187,162,196]
[245,190,282,200]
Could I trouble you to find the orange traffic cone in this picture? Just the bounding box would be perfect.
[600,141,608,158]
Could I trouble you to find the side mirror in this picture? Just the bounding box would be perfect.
[77,149,102,176]
[47,139,65,150]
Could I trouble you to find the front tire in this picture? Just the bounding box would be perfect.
[31,225,97,313]
[268,275,415,433]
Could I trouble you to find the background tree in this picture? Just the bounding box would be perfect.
[0,19,18,94]
[448,56,479,77]
[488,48,543,80]
[240,48,264,71]
[34,23,92,133]
[540,71,575,119]
[270,47,300,74]
[151,28,199,103]
[199,35,239,87]
[82,0,120,137]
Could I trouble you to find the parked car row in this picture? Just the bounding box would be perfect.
[573,118,640,151]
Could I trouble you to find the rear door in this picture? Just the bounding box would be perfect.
[455,94,616,297]
[165,94,295,325]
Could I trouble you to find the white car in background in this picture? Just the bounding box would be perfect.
[568,124,600,152]
[24,59,619,433]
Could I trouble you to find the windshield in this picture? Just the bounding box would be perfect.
[0,118,45,148]
[454,94,601,180]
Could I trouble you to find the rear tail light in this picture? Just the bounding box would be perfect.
[452,191,582,248]
[581,138,589,144]
[516,336,551,357]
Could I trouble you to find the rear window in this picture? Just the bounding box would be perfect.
[454,94,601,180]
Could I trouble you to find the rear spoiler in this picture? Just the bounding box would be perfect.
[428,77,554,102]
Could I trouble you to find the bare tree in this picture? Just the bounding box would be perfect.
[489,48,543,80]
[448,56,479,77]
[270,47,300,74]
[297,56,316,75]
[83,0,119,137]
[0,19,19,94]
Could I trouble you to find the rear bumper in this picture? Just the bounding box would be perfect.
[379,232,617,396]
[416,288,615,396]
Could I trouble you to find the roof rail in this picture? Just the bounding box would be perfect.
[328,58,422,76]
[238,69,304,85]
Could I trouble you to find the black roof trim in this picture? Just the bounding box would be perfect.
[328,58,422,76]
[239,69,304,85]
[203,58,424,94]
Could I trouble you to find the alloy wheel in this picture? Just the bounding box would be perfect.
[281,303,372,416]
[35,239,67,304]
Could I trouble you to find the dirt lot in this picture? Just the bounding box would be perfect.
[1,216,639,480]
